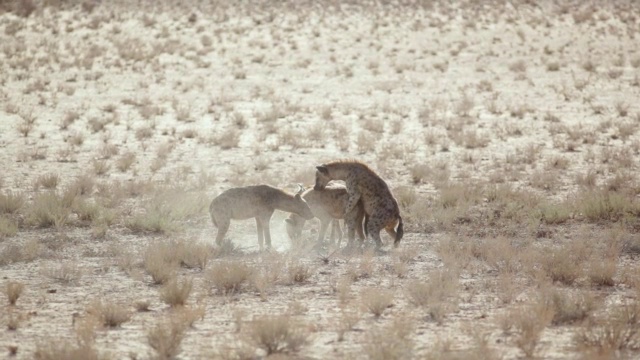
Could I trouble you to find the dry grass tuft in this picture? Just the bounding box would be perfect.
[33,339,105,360]
[575,302,640,353]
[87,300,131,328]
[207,261,252,295]
[0,191,25,214]
[159,277,193,307]
[147,318,188,360]
[363,315,414,360]
[245,314,309,355]
[42,262,83,285]
[4,281,25,306]
[360,287,393,318]
[406,269,459,323]
[144,241,179,285]
[286,261,313,284]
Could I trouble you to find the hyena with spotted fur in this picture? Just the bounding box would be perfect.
[314,160,404,248]
[284,184,366,247]
[209,185,314,250]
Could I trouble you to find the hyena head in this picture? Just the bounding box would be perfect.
[284,214,305,242]
[314,165,331,190]
[294,193,315,220]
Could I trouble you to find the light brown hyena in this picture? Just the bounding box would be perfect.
[284,184,366,247]
[314,160,404,248]
[209,185,314,250]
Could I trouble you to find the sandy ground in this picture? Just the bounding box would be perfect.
[1,0,640,359]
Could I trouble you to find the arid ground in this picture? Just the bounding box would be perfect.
[1,0,640,359]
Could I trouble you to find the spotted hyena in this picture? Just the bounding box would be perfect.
[284,184,366,247]
[314,160,404,248]
[209,185,314,250]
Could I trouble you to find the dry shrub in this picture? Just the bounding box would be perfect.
[575,302,640,353]
[0,216,18,238]
[363,316,414,360]
[0,191,25,214]
[406,268,459,323]
[174,240,213,270]
[207,261,252,295]
[147,318,188,360]
[0,239,42,265]
[144,241,179,285]
[42,262,83,285]
[540,243,586,286]
[160,277,193,307]
[26,191,74,228]
[360,287,393,318]
[87,300,131,328]
[286,260,313,284]
[245,314,308,355]
[575,189,637,222]
[34,173,59,190]
[126,188,206,234]
[336,308,360,341]
[504,301,553,358]
[539,288,600,325]
[4,281,24,306]
[116,152,136,172]
[587,257,617,287]
[34,339,105,360]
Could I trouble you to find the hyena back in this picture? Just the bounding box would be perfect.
[314,160,404,248]
[284,184,365,247]
[209,185,314,250]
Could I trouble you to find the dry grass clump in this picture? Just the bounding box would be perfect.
[405,268,459,323]
[587,257,617,287]
[360,287,393,318]
[42,262,83,285]
[0,191,25,214]
[0,216,18,238]
[539,241,588,286]
[539,288,600,325]
[363,316,414,360]
[116,152,136,172]
[244,314,309,355]
[34,173,59,190]
[206,260,252,295]
[25,191,74,228]
[286,260,313,284]
[575,302,640,353]
[147,317,189,360]
[33,339,106,360]
[174,240,214,270]
[4,281,25,305]
[159,277,193,307]
[144,241,179,285]
[575,188,638,222]
[504,301,554,358]
[87,300,131,328]
[126,188,206,234]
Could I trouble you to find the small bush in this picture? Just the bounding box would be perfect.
[245,314,308,355]
[575,302,640,352]
[4,281,25,305]
[360,288,393,318]
[87,300,131,328]
[406,269,459,323]
[34,339,104,360]
[206,261,252,295]
[0,216,18,238]
[147,319,188,360]
[42,262,83,285]
[287,261,313,284]
[160,277,193,307]
[26,191,73,228]
[0,191,25,214]
[34,173,59,190]
[144,241,179,285]
[363,316,414,360]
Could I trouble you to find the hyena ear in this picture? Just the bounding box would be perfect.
[316,165,328,175]
[284,218,295,225]
[296,183,305,194]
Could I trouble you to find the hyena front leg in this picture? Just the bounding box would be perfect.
[343,188,361,217]
[260,212,274,249]
[255,217,264,250]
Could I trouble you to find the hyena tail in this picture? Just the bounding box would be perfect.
[394,216,404,246]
